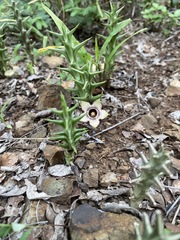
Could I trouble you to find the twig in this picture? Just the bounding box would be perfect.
[164,185,180,191]
[0,113,142,142]
[173,68,180,74]
[0,123,49,148]
[164,58,180,62]
[166,195,180,216]
[29,221,48,226]
[92,112,142,138]
[0,137,49,141]
[172,201,180,225]
[135,71,139,90]
[161,30,180,48]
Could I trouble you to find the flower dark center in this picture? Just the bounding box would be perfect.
[87,107,99,120]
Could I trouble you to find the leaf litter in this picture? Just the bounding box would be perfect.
[0,25,180,239]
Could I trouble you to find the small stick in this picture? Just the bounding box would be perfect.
[0,137,49,141]
[92,112,141,138]
[164,185,180,191]
[172,199,180,225]
[0,113,142,142]
[166,195,180,216]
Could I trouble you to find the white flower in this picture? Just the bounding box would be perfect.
[80,99,108,128]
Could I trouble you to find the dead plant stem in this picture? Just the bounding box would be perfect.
[92,112,142,138]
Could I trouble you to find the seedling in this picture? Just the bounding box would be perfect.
[47,94,87,164]
[40,2,144,101]
[141,2,180,34]
[95,1,144,88]
[131,142,172,208]
[8,0,35,65]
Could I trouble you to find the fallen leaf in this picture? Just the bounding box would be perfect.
[26,82,37,95]
[27,74,44,81]
[53,210,66,239]
[168,110,180,125]
[151,133,168,142]
[0,185,26,197]
[140,113,158,130]
[166,79,180,96]
[172,179,180,194]
[0,145,7,154]
[121,130,132,138]
[42,56,64,68]
[87,190,106,201]
[131,121,145,133]
[100,172,118,187]
[165,124,180,140]
[61,80,75,89]
[5,66,24,77]
[25,179,51,200]
[48,164,73,177]
[1,152,19,166]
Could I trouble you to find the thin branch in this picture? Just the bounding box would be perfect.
[172,201,180,225]
[166,196,180,216]
[92,112,142,138]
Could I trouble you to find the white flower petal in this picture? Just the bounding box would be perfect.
[89,119,100,128]
[93,99,102,109]
[80,101,91,111]
[80,115,89,122]
[99,110,108,120]
[80,99,107,127]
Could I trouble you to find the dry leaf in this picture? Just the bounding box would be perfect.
[172,179,180,194]
[166,79,180,96]
[42,56,64,68]
[1,152,19,166]
[61,80,75,89]
[0,185,26,197]
[48,164,73,177]
[25,179,51,200]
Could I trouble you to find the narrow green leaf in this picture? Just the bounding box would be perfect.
[41,3,92,62]
[95,37,99,62]
[99,19,132,58]
[46,119,64,127]
[0,225,12,237]
[19,229,32,240]
[74,37,92,53]
[107,29,146,63]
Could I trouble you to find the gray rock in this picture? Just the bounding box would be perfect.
[31,126,47,142]
[100,172,118,187]
[40,176,79,204]
[37,84,71,110]
[43,145,65,165]
[147,97,161,108]
[75,157,86,169]
[69,203,141,240]
[83,168,99,188]
[86,143,96,150]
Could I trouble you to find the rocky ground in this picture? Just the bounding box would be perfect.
[0,24,180,240]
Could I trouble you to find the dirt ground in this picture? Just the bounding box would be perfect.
[0,23,180,239]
